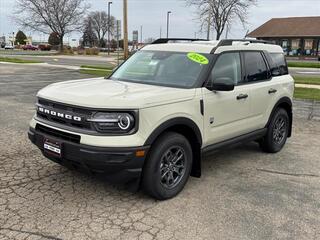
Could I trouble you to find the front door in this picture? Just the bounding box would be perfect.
[202,52,251,146]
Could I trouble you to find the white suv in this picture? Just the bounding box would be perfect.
[28,39,294,200]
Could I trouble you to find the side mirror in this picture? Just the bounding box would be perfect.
[210,83,235,91]
[207,77,235,91]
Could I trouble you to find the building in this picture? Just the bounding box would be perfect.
[247,16,320,56]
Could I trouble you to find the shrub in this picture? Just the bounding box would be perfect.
[84,48,100,55]
[63,47,74,55]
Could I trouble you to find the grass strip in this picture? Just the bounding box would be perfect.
[293,76,320,85]
[294,87,320,101]
[0,57,43,64]
[80,65,113,70]
[288,62,320,69]
[80,69,112,77]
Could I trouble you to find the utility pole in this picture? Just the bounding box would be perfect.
[160,27,162,38]
[166,11,172,39]
[207,13,211,40]
[108,1,112,55]
[117,20,120,65]
[140,25,143,44]
[123,0,129,59]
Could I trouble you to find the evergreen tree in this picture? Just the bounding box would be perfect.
[15,30,27,45]
[48,32,60,46]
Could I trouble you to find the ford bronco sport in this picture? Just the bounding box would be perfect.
[28,39,294,200]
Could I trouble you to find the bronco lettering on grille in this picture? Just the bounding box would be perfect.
[38,106,82,122]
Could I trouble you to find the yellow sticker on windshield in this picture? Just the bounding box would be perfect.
[187,52,209,65]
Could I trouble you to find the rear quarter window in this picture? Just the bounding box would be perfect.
[270,53,289,75]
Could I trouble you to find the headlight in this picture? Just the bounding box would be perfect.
[87,112,136,134]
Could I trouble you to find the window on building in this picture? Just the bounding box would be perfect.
[210,52,242,86]
[244,52,269,82]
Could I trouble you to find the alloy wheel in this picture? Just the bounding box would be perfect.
[273,116,287,144]
[159,146,186,189]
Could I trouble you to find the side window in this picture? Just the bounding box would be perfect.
[210,52,242,86]
[270,53,289,75]
[244,52,269,82]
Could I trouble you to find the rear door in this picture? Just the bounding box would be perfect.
[241,51,279,130]
[202,52,252,146]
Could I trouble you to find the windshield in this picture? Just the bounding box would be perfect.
[110,51,212,88]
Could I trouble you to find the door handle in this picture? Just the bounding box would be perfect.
[236,94,248,100]
[268,88,277,94]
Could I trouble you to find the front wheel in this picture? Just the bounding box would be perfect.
[260,108,289,153]
[142,132,193,200]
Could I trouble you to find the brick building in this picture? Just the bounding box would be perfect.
[247,16,320,56]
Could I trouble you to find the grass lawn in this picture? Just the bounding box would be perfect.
[80,69,112,77]
[0,57,43,64]
[80,65,114,70]
[288,62,320,69]
[293,76,320,85]
[294,87,320,101]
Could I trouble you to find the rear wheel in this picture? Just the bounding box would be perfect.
[142,132,193,200]
[260,108,289,153]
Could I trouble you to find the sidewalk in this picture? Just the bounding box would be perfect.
[295,83,320,89]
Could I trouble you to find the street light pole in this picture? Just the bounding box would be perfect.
[12,32,15,47]
[166,11,171,39]
[140,25,143,44]
[123,0,129,59]
[107,1,112,55]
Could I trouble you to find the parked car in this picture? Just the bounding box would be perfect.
[28,38,294,200]
[38,44,52,51]
[4,45,14,50]
[22,45,38,51]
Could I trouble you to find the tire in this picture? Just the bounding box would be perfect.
[142,132,193,200]
[260,108,289,153]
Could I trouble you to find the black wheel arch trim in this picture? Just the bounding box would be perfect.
[144,117,202,147]
[266,97,293,137]
[144,117,203,178]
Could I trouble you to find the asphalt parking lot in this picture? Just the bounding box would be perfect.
[0,64,320,240]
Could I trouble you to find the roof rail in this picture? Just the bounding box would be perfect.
[209,39,274,54]
[218,39,272,46]
[152,38,209,44]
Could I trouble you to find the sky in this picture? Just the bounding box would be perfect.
[0,0,319,43]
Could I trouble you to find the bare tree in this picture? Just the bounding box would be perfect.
[14,0,89,51]
[84,11,116,48]
[185,0,256,40]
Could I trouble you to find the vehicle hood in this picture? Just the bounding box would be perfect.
[37,78,196,109]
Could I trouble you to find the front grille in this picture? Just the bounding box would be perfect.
[36,124,81,143]
[36,98,94,131]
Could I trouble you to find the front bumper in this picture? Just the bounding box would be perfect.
[28,127,149,185]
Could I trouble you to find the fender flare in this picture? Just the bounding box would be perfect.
[144,117,202,146]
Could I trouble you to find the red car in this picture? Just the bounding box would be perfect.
[22,45,38,51]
